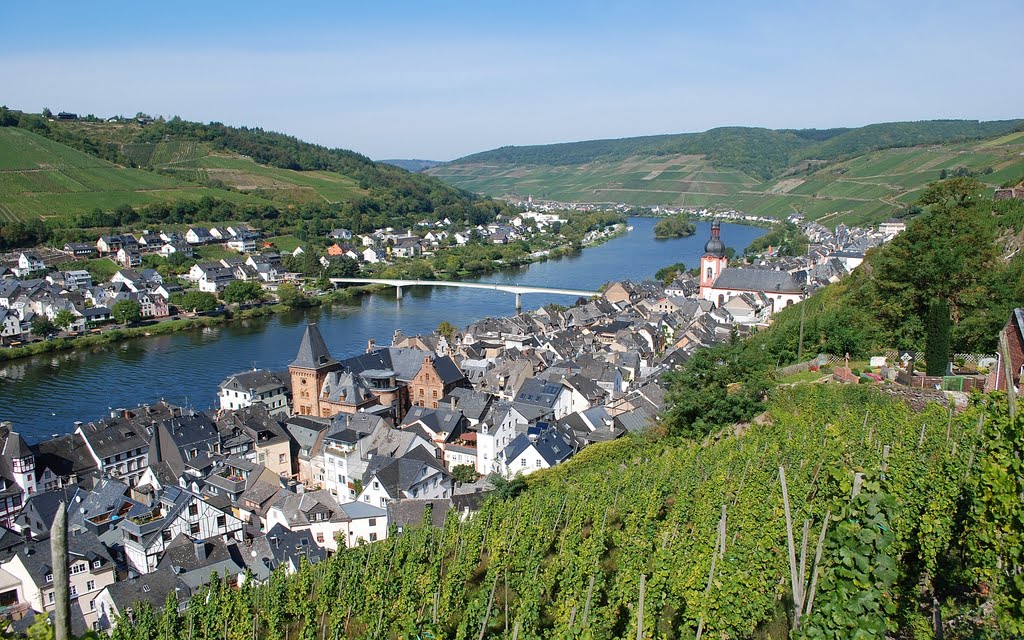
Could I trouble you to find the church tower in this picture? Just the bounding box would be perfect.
[700,222,728,300]
[289,323,340,416]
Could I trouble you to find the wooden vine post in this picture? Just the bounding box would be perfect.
[779,466,831,630]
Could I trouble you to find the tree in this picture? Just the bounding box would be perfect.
[276,282,307,308]
[451,464,478,484]
[41,107,52,118]
[52,310,76,331]
[437,321,457,344]
[924,298,951,376]
[919,176,984,209]
[111,299,142,325]
[171,291,218,313]
[655,262,687,286]
[30,317,56,338]
[221,280,265,305]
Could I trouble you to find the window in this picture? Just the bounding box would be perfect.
[45,573,53,583]
[89,600,96,612]
[216,515,226,528]
[368,518,376,526]
[71,562,86,575]
[369,533,377,542]
[190,522,201,535]
[520,459,526,467]
[316,532,324,543]
[188,503,199,517]
[432,390,438,398]
[70,585,78,597]
[48,593,54,604]
[86,580,95,592]
[372,481,379,490]
[279,453,286,465]
[536,460,542,468]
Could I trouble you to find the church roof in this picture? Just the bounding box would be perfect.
[713,268,803,294]
[291,324,336,370]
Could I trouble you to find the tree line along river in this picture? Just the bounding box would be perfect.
[0,218,763,441]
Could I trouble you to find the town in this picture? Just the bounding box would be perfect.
[0,209,621,347]
[0,218,933,635]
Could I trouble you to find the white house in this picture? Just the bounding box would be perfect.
[499,428,573,478]
[358,447,451,508]
[14,253,45,278]
[265,489,388,551]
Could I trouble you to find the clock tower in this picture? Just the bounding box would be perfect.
[700,222,728,300]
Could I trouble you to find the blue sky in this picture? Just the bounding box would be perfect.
[1,1,1020,160]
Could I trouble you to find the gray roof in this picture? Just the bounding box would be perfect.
[712,268,803,294]
[362,446,448,497]
[220,369,287,394]
[291,323,337,369]
[387,498,450,529]
[501,427,574,467]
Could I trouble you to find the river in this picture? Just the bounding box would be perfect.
[0,218,763,441]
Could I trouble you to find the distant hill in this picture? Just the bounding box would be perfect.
[428,119,1024,224]
[379,159,443,172]
[0,109,499,234]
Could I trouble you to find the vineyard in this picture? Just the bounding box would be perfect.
[112,385,1021,639]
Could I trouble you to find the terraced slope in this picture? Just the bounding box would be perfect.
[429,122,1024,224]
[0,127,270,223]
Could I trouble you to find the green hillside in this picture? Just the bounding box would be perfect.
[110,385,1019,639]
[428,120,1024,224]
[0,127,270,224]
[0,109,509,250]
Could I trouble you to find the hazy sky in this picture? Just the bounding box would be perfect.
[1,1,1020,160]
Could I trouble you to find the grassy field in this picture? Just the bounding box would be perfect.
[429,133,1024,224]
[265,234,301,252]
[0,128,274,223]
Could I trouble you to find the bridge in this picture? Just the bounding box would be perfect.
[328,278,600,310]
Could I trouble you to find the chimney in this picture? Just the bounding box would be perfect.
[194,539,207,561]
[366,339,376,353]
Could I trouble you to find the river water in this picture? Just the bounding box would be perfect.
[0,218,763,441]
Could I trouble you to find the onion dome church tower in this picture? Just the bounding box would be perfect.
[699,222,728,300]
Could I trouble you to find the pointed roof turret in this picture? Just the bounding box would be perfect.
[291,323,336,370]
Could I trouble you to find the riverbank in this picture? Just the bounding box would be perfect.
[0,227,628,364]
[0,284,388,363]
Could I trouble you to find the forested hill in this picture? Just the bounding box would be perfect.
[447,120,1024,178]
[428,119,1024,224]
[0,108,502,235]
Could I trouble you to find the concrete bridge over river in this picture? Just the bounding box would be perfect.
[328,278,600,310]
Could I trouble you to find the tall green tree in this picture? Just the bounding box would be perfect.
[170,291,218,313]
[221,280,265,305]
[111,299,142,325]
[52,310,76,331]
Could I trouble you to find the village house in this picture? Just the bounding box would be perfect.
[265,489,387,551]
[2,532,116,632]
[121,485,243,574]
[218,369,290,416]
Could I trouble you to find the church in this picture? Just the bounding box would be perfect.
[289,324,467,420]
[699,222,806,314]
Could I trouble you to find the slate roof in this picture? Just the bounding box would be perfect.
[501,427,574,467]
[220,369,287,394]
[32,433,99,481]
[271,489,346,526]
[291,323,337,369]
[712,268,803,294]
[362,446,448,497]
[320,370,375,404]
[387,498,450,529]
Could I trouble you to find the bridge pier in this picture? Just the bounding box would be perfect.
[395,286,402,299]
[515,292,522,311]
